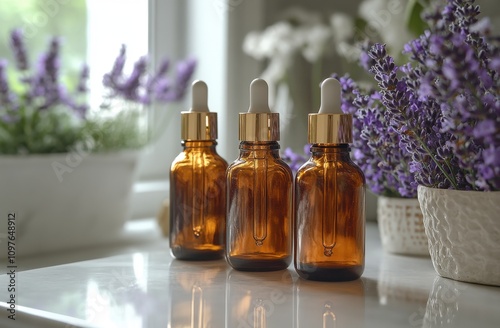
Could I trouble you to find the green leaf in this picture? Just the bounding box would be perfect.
[82,109,147,153]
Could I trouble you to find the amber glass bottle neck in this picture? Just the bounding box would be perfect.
[182,140,217,149]
[309,144,351,159]
[239,141,280,151]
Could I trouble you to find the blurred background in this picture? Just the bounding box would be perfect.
[1,0,499,237]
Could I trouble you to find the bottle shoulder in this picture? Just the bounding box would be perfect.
[296,158,365,185]
[171,149,228,171]
[227,156,292,176]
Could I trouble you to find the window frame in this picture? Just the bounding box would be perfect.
[130,0,265,219]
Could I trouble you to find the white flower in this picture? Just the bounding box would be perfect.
[337,41,361,62]
[358,0,388,24]
[301,24,332,63]
[261,54,293,107]
[261,22,297,55]
[261,54,292,84]
[358,0,412,57]
[242,31,266,60]
[330,13,355,43]
[242,22,299,60]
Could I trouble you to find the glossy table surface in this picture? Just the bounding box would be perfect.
[1,223,499,328]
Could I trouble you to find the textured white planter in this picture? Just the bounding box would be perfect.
[0,150,140,258]
[418,185,500,286]
[377,196,429,256]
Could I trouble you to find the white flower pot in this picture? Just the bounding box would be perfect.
[418,185,500,286]
[0,150,140,259]
[377,196,429,256]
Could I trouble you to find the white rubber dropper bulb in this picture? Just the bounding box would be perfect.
[190,80,209,112]
[248,78,271,113]
[318,78,342,114]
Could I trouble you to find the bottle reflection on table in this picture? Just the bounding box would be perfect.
[294,278,365,328]
[167,260,226,328]
[226,269,294,327]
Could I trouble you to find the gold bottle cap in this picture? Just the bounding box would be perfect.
[308,78,352,144]
[239,78,279,141]
[181,80,218,140]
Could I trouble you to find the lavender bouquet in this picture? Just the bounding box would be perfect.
[338,74,419,197]
[362,0,500,192]
[0,29,196,154]
[285,0,499,195]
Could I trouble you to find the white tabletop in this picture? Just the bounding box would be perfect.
[1,222,499,328]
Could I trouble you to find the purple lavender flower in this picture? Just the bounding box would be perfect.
[10,29,29,71]
[161,57,197,102]
[30,37,63,110]
[1,28,197,154]
[102,46,196,105]
[103,44,126,90]
[283,147,308,173]
[145,59,169,95]
[352,0,500,192]
[154,59,170,78]
[76,64,89,93]
[333,73,417,197]
[44,37,61,83]
[327,0,500,193]
[369,42,466,190]
[359,41,376,72]
[119,56,148,102]
[151,78,171,100]
[2,31,95,121]
[0,60,16,108]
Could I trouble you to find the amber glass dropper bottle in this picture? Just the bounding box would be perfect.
[294,78,366,281]
[226,78,293,271]
[170,80,228,260]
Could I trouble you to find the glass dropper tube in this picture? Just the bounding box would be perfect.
[253,150,268,246]
[192,155,205,238]
[322,158,337,256]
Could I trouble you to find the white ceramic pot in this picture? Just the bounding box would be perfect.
[418,185,500,286]
[0,150,140,259]
[377,196,429,256]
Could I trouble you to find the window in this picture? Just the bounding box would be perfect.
[1,0,155,219]
[0,0,295,221]
[0,0,87,87]
[134,0,268,219]
[86,0,148,112]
